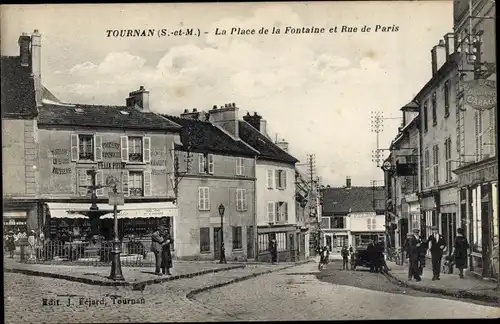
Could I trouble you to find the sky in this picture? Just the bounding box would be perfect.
[1,1,453,187]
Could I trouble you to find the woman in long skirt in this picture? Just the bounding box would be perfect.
[453,227,469,279]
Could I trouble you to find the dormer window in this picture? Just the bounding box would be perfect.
[198,153,214,174]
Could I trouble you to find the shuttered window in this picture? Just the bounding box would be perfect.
[198,187,210,211]
[236,189,248,211]
[267,202,275,223]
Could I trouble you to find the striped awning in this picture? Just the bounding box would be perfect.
[46,203,113,219]
[100,202,178,219]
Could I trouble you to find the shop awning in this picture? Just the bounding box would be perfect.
[46,203,113,219]
[100,202,178,219]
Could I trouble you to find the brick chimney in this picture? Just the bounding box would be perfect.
[431,39,447,76]
[126,86,150,112]
[181,108,200,120]
[346,176,352,189]
[243,112,262,131]
[18,32,31,68]
[208,103,239,137]
[31,29,42,106]
[444,33,455,58]
[276,138,289,152]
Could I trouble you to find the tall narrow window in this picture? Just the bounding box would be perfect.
[423,100,429,132]
[431,92,437,126]
[444,81,450,117]
[79,135,94,161]
[424,149,430,187]
[128,171,144,196]
[200,228,210,253]
[198,187,210,211]
[433,144,439,186]
[128,137,143,162]
[236,158,244,176]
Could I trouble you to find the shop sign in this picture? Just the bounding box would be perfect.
[462,79,497,111]
[108,192,125,206]
[3,219,27,226]
[458,164,498,187]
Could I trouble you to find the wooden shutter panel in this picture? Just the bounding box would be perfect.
[206,187,210,210]
[283,170,287,188]
[198,154,204,173]
[198,188,203,210]
[94,135,103,161]
[275,170,280,189]
[243,189,247,210]
[71,134,79,161]
[283,202,288,221]
[143,171,152,196]
[121,136,129,162]
[96,170,104,196]
[268,202,274,223]
[267,170,272,188]
[143,137,151,163]
[121,170,129,197]
[78,169,89,196]
[208,154,214,174]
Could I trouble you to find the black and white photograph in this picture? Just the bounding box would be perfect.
[1,1,498,322]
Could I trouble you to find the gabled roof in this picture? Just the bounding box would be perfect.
[238,120,299,164]
[38,103,181,131]
[162,115,257,157]
[322,186,385,215]
[1,56,37,118]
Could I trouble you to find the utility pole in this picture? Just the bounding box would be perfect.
[370,111,384,167]
[306,154,321,254]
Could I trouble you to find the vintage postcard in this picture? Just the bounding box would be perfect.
[1,1,498,322]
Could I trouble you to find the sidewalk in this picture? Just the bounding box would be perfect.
[384,260,499,303]
[3,256,313,288]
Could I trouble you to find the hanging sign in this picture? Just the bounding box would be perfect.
[462,79,497,111]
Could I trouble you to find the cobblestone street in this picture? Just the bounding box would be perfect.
[193,262,500,320]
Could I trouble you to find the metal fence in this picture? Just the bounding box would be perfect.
[18,240,158,267]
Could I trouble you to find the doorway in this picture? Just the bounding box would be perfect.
[289,234,295,262]
[213,227,221,260]
[247,226,254,259]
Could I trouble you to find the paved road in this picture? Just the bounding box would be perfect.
[193,262,500,320]
[316,260,499,307]
[5,262,499,323]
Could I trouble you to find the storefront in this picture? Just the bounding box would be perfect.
[439,187,458,256]
[257,224,297,262]
[44,201,178,252]
[455,157,498,279]
[405,193,421,233]
[323,231,349,254]
[419,192,438,240]
[3,201,39,234]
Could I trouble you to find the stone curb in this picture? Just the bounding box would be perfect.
[383,271,499,304]
[186,260,314,299]
[4,264,245,288]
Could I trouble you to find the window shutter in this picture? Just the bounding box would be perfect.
[268,202,275,223]
[275,170,280,189]
[143,137,151,163]
[205,187,210,210]
[95,170,104,196]
[198,188,203,210]
[267,170,273,189]
[283,202,288,222]
[208,154,214,174]
[121,170,129,197]
[94,135,103,161]
[236,189,241,211]
[276,203,281,223]
[78,169,89,196]
[71,134,79,161]
[283,170,287,188]
[243,189,247,210]
[121,136,129,162]
[143,170,152,196]
[198,154,204,173]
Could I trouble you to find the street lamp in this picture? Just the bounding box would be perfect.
[108,183,124,281]
[218,203,227,264]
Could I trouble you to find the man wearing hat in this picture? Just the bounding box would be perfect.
[427,225,446,280]
[406,228,423,281]
[151,224,169,275]
[160,223,173,275]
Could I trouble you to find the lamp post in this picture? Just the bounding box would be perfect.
[381,161,395,262]
[109,184,124,281]
[218,203,227,264]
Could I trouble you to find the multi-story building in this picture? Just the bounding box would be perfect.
[163,106,258,261]
[294,168,312,260]
[2,31,41,234]
[239,112,300,262]
[37,85,182,246]
[385,103,421,251]
[452,0,497,278]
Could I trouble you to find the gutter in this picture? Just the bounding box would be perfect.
[253,155,259,261]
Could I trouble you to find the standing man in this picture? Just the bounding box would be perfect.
[341,245,349,270]
[406,228,422,282]
[269,235,278,264]
[151,225,167,276]
[160,224,173,276]
[427,225,446,280]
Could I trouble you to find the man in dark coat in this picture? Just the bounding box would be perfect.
[160,225,174,275]
[367,240,377,272]
[406,228,422,281]
[269,235,278,264]
[427,225,447,280]
[151,225,167,275]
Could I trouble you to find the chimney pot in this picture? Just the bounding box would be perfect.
[232,103,236,107]
[254,112,258,116]
[139,85,145,90]
[22,32,28,36]
[438,39,445,46]
[213,105,217,109]
[34,29,39,33]
[184,109,189,113]
[246,112,250,116]
[193,108,197,112]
